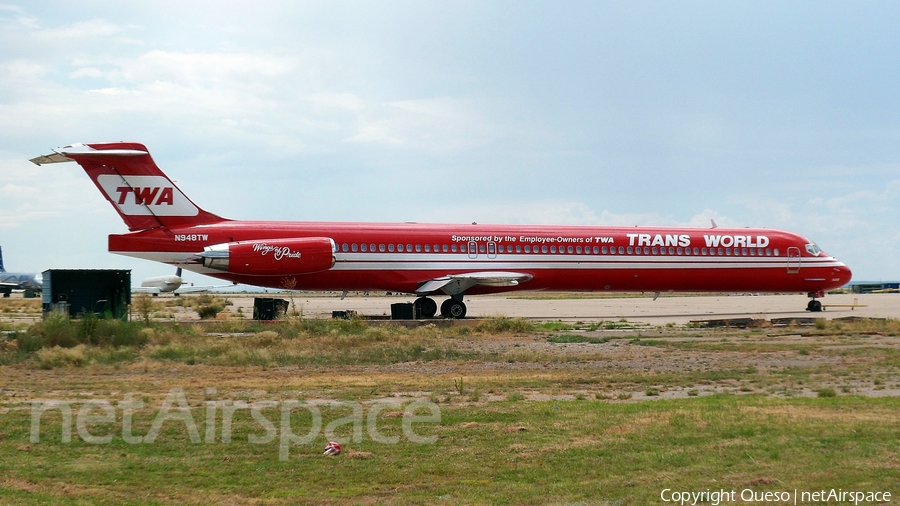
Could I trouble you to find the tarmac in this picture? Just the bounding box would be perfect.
[268,292,898,325]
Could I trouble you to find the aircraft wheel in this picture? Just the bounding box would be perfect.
[440,299,453,317]
[806,300,822,312]
[414,297,437,318]
[447,300,467,319]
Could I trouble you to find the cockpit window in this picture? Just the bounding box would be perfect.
[805,243,821,256]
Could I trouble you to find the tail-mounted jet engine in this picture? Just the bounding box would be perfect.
[199,237,336,276]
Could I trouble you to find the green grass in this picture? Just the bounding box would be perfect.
[1,395,897,504]
[1,313,900,503]
[546,334,610,344]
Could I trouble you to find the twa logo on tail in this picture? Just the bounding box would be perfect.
[97,175,198,217]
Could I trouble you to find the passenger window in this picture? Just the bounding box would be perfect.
[601,246,607,254]
[618,246,624,254]
[524,246,531,253]
[425,245,431,252]
[717,248,724,255]
[351,243,358,252]
[742,248,748,256]
[397,244,403,252]
[652,247,658,255]
[442,245,448,252]
[479,244,486,253]
[677,247,683,255]
[434,244,439,252]
[774,248,779,256]
[550,246,556,253]
[407,244,413,252]
[388,244,394,252]
[668,247,674,255]
[370,244,376,252]
[701,248,707,255]
[566,246,572,254]
[451,244,457,252]
[627,247,633,254]
[460,245,466,253]
[379,244,385,252]
[341,243,349,252]
[416,244,422,252]
[725,248,732,255]
[361,244,367,252]
[576,246,582,254]
[516,245,522,253]
[593,246,599,254]
[693,247,699,255]
[643,247,649,255]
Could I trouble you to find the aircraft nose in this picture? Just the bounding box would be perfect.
[836,263,852,285]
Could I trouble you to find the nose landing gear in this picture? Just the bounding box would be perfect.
[806,290,825,312]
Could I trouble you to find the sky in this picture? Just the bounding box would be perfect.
[1,1,898,285]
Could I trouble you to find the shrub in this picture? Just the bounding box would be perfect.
[16,331,44,353]
[197,304,225,319]
[475,317,533,334]
[249,331,280,348]
[817,388,837,398]
[37,312,78,348]
[36,345,88,369]
[75,314,146,347]
[133,293,155,325]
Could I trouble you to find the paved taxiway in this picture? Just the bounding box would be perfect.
[269,292,898,325]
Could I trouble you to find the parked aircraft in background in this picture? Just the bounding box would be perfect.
[0,247,43,298]
[136,267,231,295]
[31,142,852,317]
[137,267,184,295]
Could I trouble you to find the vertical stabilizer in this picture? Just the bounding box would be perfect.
[0,246,4,272]
[30,142,228,232]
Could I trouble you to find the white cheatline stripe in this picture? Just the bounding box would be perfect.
[113,250,845,273]
[331,254,845,271]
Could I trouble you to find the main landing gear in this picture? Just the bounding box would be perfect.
[413,297,437,318]
[806,291,824,312]
[440,297,467,319]
[414,296,467,319]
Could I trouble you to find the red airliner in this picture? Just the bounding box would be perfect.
[31,142,851,318]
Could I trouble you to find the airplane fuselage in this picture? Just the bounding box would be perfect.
[109,221,850,295]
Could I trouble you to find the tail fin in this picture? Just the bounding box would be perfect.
[30,142,227,231]
[0,246,4,272]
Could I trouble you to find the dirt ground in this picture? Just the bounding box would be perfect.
[2,292,898,406]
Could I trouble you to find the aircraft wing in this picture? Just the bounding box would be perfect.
[133,286,163,294]
[416,271,533,296]
[133,284,232,294]
[174,284,233,294]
